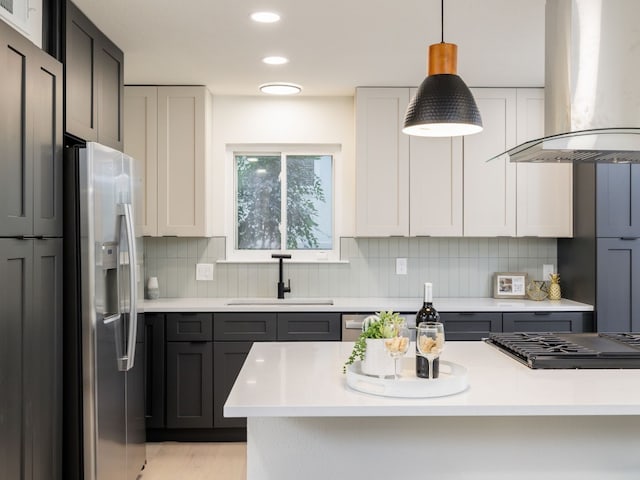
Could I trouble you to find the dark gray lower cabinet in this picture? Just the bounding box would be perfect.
[440,312,502,340]
[596,238,640,332]
[213,342,252,428]
[0,240,32,480]
[502,312,593,333]
[144,314,165,429]
[166,342,213,429]
[0,238,63,480]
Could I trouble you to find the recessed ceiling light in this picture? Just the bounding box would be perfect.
[259,83,302,95]
[250,11,280,23]
[262,56,289,65]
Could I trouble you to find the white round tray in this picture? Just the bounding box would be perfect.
[346,358,468,398]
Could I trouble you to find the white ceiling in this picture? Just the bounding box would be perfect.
[72,0,545,96]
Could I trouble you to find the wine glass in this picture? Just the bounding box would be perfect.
[416,322,445,379]
[383,324,411,379]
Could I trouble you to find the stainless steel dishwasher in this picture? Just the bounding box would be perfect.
[341,313,416,341]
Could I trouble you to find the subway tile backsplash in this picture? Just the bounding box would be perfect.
[143,237,557,299]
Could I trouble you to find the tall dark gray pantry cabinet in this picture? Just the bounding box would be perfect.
[0,19,64,480]
[559,164,640,332]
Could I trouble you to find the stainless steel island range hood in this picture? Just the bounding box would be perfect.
[503,0,640,163]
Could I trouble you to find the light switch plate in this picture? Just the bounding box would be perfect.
[543,264,555,280]
[396,258,407,275]
[196,263,214,281]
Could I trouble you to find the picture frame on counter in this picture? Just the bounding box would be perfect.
[493,272,528,299]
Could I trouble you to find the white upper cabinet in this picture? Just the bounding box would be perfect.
[355,88,410,236]
[355,87,463,237]
[515,89,573,237]
[124,85,214,237]
[124,86,158,236]
[409,85,463,236]
[463,88,517,237]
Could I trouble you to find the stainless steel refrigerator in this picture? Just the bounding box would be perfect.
[63,142,145,480]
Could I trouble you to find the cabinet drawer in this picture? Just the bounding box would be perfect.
[166,313,213,341]
[213,313,277,341]
[440,312,502,341]
[502,312,594,333]
[277,313,341,341]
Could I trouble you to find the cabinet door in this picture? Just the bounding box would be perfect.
[276,313,341,341]
[355,87,410,236]
[213,342,252,428]
[0,25,63,238]
[596,164,640,237]
[503,312,594,333]
[144,313,165,429]
[33,52,64,237]
[124,86,158,236]
[96,35,124,151]
[409,88,463,236]
[157,86,208,236]
[65,1,98,142]
[516,89,572,237]
[440,312,502,340]
[0,239,33,480]
[166,342,213,428]
[0,25,34,236]
[463,88,517,236]
[127,314,146,480]
[596,238,640,332]
[27,239,63,480]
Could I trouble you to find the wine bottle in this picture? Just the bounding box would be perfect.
[416,282,441,378]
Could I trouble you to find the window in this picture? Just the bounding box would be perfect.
[231,149,336,261]
[0,0,42,47]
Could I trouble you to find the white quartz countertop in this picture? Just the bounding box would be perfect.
[143,297,593,312]
[224,341,640,418]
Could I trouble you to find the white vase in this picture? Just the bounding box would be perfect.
[361,338,395,377]
[147,276,160,299]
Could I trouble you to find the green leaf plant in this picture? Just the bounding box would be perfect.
[343,311,404,373]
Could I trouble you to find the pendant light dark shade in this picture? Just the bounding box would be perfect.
[403,0,482,137]
[403,73,483,137]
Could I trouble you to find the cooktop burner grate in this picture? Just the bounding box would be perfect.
[486,332,640,369]
[600,333,640,350]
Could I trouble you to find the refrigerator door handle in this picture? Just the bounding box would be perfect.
[120,202,138,371]
[103,313,122,325]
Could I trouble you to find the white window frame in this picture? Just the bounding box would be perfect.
[225,144,342,263]
[0,0,43,48]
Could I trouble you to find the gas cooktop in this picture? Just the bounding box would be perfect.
[485,332,640,369]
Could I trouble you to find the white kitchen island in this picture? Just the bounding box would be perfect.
[224,341,640,480]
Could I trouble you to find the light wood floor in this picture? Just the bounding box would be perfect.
[141,442,246,480]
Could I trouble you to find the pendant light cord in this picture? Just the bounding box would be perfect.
[441,0,444,43]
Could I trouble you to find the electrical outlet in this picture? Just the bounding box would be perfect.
[196,263,214,281]
[396,258,407,275]
[543,264,555,280]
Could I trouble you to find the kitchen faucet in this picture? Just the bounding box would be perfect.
[271,253,292,299]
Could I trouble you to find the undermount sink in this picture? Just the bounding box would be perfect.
[226,298,334,306]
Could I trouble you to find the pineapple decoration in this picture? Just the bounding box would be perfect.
[548,273,561,300]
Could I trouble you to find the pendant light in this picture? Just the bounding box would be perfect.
[403,0,482,137]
